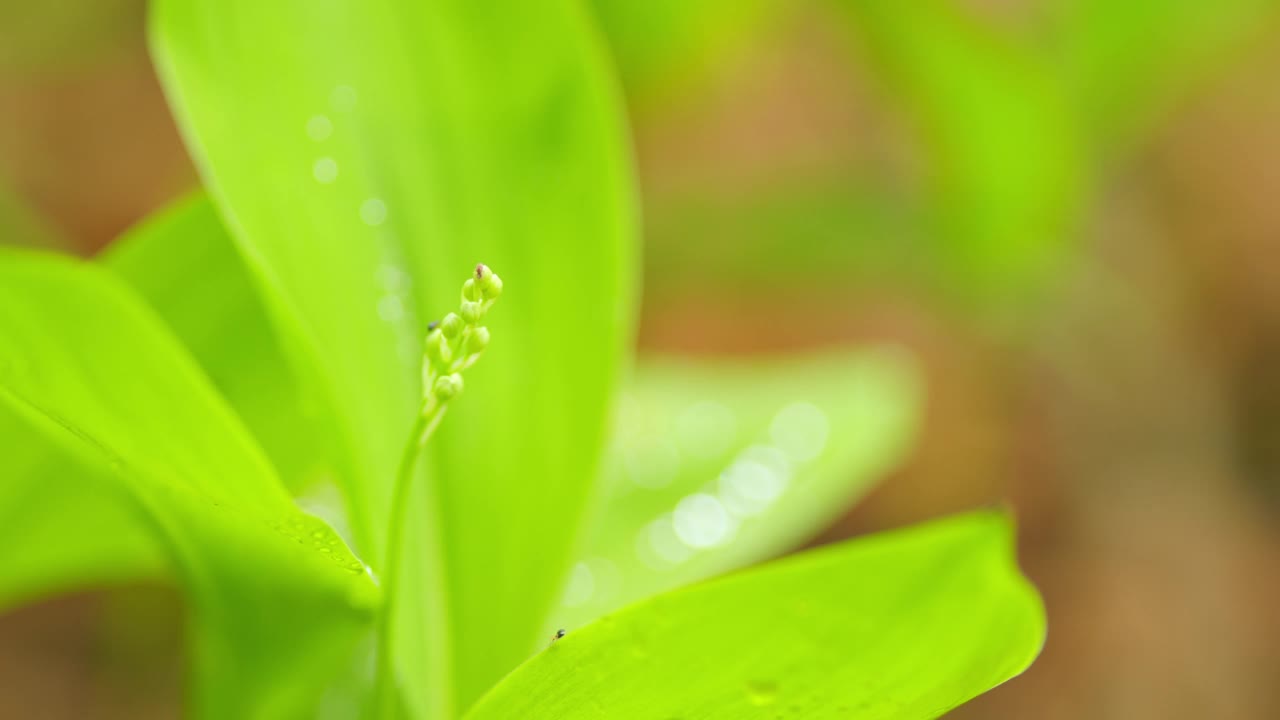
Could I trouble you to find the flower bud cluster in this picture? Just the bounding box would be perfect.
[420,263,503,407]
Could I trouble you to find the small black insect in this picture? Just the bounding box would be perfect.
[551,628,566,644]
[427,320,440,332]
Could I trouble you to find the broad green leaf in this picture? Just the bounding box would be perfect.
[0,408,164,608]
[553,347,922,630]
[0,250,377,718]
[105,194,338,501]
[833,1,1085,300]
[151,1,636,714]
[468,510,1045,719]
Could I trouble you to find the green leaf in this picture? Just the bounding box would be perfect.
[833,1,1085,300]
[0,408,164,608]
[553,347,922,630]
[105,193,335,499]
[468,510,1045,719]
[150,0,637,714]
[0,250,377,718]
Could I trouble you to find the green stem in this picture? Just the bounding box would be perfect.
[373,400,449,718]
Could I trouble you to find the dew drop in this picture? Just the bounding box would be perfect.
[672,493,732,548]
[377,294,405,322]
[330,85,358,113]
[769,402,829,462]
[306,114,333,141]
[745,680,779,707]
[636,514,692,569]
[313,157,339,184]
[360,198,387,226]
[375,264,407,292]
[718,446,791,517]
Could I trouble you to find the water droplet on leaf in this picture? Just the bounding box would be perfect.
[313,157,339,184]
[330,85,358,113]
[306,114,333,141]
[360,198,387,226]
[745,680,778,707]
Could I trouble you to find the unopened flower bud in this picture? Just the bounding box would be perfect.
[433,373,464,400]
[418,264,501,410]
[440,312,463,339]
[425,328,451,368]
[462,278,481,303]
[460,301,484,325]
[480,273,503,301]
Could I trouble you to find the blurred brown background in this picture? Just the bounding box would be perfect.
[4,0,1280,717]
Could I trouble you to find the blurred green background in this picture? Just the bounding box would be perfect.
[4,0,1280,717]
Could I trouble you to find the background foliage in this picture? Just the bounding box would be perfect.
[3,0,1280,717]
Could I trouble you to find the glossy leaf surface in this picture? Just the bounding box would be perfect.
[0,250,377,718]
[471,511,1045,720]
[151,1,636,712]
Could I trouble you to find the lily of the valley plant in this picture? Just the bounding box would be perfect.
[0,0,1045,718]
